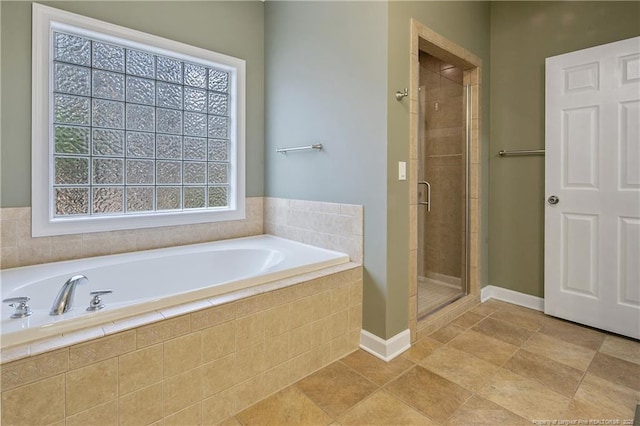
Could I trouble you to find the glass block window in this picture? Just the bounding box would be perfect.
[52,31,232,217]
[32,4,245,237]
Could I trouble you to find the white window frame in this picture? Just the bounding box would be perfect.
[32,3,246,237]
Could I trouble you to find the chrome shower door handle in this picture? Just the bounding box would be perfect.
[418,181,431,212]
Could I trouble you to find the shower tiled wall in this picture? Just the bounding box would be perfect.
[418,52,465,280]
[0,197,264,269]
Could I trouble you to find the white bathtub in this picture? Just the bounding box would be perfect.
[0,235,349,349]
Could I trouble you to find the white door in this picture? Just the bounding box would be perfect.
[545,37,640,339]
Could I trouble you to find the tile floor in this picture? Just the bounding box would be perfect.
[417,278,463,317]
[223,300,640,426]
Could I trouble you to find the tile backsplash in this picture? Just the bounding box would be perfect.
[0,197,263,269]
[0,197,364,269]
[264,197,363,263]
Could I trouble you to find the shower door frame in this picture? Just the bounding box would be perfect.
[408,20,483,342]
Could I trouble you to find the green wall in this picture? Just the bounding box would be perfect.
[0,1,265,207]
[265,1,491,339]
[264,1,390,337]
[386,1,491,337]
[489,1,640,298]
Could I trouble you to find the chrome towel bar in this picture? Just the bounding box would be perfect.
[276,144,323,154]
[498,149,545,157]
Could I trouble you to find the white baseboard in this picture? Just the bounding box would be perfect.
[359,329,411,362]
[481,285,544,312]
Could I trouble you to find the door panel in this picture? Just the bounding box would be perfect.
[562,213,598,298]
[545,37,640,339]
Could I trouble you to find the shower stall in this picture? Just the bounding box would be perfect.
[417,51,470,318]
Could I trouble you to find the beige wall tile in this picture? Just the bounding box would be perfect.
[330,334,354,361]
[69,331,135,369]
[137,315,190,348]
[331,286,350,313]
[66,400,117,426]
[232,374,266,413]
[1,220,17,248]
[1,247,19,269]
[118,383,163,426]
[118,344,163,395]
[202,388,235,426]
[264,333,290,370]
[1,199,264,269]
[202,354,236,398]
[349,279,363,307]
[1,374,65,426]
[312,291,332,321]
[264,304,290,337]
[164,367,203,416]
[1,348,68,392]
[164,332,202,377]
[163,403,202,426]
[348,304,363,332]
[66,358,118,416]
[290,296,314,329]
[234,343,265,383]
[235,292,278,318]
[235,312,265,350]
[201,320,235,363]
[311,316,333,348]
[289,324,313,358]
[263,363,293,397]
[330,310,349,339]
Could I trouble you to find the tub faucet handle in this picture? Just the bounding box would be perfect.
[87,290,113,312]
[3,297,33,319]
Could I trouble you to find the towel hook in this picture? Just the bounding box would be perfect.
[395,88,408,101]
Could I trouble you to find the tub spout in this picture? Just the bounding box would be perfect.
[50,274,88,315]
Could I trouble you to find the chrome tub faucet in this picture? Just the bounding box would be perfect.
[50,274,88,315]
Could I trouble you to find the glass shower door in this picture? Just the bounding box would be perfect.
[417,52,469,319]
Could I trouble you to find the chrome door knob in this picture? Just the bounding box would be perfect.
[548,195,559,205]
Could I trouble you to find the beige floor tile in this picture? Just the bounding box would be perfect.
[451,311,485,329]
[490,305,546,331]
[218,417,242,426]
[339,350,414,386]
[339,390,437,426]
[236,386,332,426]
[599,335,640,365]
[539,318,605,351]
[478,368,570,421]
[468,300,507,317]
[588,352,640,391]
[573,373,640,419]
[445,395,530,426]
[402,337,443,363]
[502,349,583,397]
[386,366,472,424]
[562,399,629,423]
[295,362,378,418]
[471,317,534,347]
[448,330,519,366]
[419,345,499,392]
[522,333,596,371]
[429,323,466,344]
